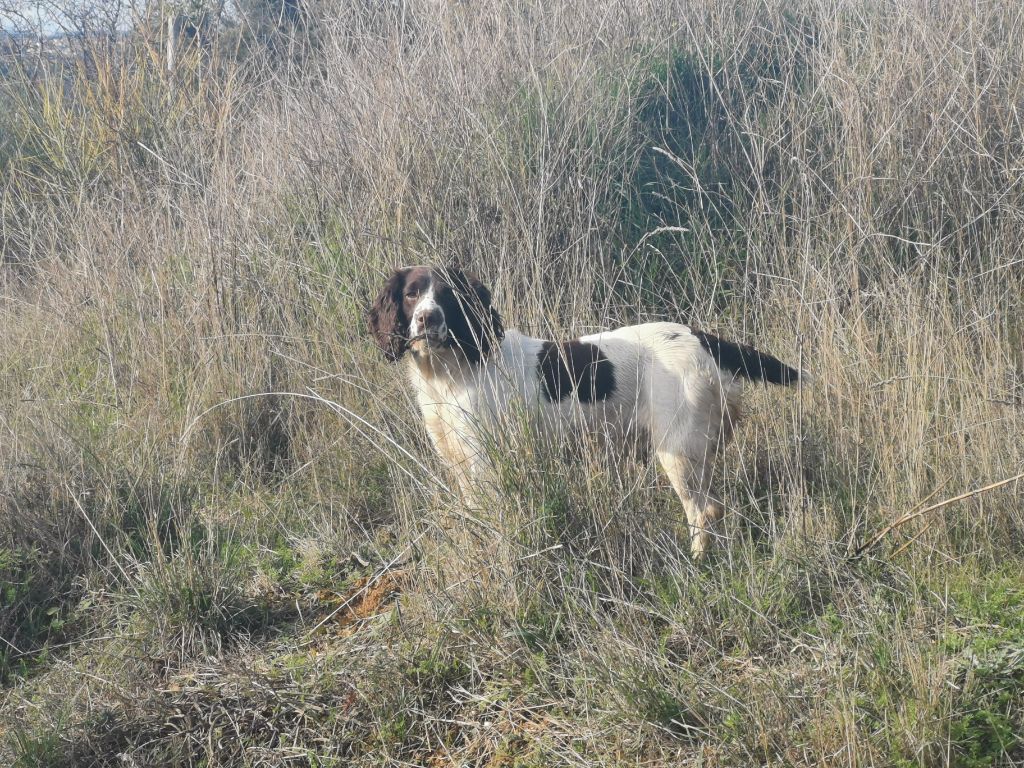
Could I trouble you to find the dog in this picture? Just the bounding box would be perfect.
[367,265,801,558]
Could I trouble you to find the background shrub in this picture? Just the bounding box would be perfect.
[1,0,1022,764]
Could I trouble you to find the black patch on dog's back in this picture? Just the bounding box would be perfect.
[537,341,616,403]
[691,329,799,385]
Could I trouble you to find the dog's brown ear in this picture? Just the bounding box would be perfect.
[468,274,504,346]
[368,268,411,362]
[441,266,503,363]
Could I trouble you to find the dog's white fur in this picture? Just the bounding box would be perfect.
[407,322,741,558]
[368,266,799,558]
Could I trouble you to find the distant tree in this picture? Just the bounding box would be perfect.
[160,0,223,72]
[226,0,311,63]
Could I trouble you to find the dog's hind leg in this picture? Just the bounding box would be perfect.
[656,449,724,560]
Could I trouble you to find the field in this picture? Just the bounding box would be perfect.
[1,0,1023,765]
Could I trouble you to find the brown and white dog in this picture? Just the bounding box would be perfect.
[368,265,801,558]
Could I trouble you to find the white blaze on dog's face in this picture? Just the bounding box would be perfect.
[408,285,448,347]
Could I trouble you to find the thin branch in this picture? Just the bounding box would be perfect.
[852,472,1024,559]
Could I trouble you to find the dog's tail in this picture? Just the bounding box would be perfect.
[692,330,801,386]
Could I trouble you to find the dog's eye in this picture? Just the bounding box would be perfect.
[405,291,418,299]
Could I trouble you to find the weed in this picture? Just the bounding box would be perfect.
[2,0,1024,765]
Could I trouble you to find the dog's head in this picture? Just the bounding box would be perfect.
[367,266,504,364]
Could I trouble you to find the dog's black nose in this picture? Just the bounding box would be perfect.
[421,307,444,329]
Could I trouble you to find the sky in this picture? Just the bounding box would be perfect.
[1,0,136,36]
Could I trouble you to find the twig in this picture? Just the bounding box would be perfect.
[179,389,447,496]
[852,472,1024,559]
[890,521,932,559]
[67,484,132,584]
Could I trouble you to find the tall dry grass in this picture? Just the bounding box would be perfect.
[1,0,1023,765]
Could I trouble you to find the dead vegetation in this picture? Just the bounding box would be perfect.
[1,0,1023,765]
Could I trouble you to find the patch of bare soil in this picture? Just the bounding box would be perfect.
[315,569,407,636]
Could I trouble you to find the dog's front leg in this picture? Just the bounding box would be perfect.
[422,412,487,505]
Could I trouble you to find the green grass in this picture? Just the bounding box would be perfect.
[1,0,1023,765]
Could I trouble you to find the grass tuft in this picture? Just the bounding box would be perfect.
[2,0,1023,764]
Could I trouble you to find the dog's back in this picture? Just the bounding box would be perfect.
[577,322,744,456]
